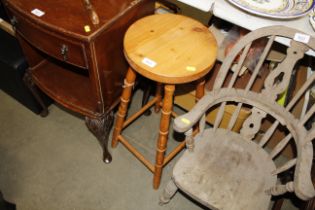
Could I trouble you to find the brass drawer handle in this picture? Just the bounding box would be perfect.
[60,44,68,61]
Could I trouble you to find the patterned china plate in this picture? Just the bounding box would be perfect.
[227,0,315,19]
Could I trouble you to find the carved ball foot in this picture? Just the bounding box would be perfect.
[103,152,112,164]
[40,109,49,117]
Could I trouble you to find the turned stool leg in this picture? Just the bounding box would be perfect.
[112,68,137,148]
[142,79,152,116]
[195,78,205,100]
[153,84,175,189]
[154,83,163,113]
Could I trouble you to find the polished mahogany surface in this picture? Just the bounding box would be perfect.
[4,0,154,118]
[5,0,145,39]
[3,0,154,163]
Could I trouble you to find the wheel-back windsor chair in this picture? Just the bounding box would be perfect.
[160,25,315,210]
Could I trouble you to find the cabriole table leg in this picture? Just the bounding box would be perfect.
[23,69,49,117]
[85,111,114,164]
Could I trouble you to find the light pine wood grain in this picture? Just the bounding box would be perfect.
[113,13,217,189]
[124,13,217,84]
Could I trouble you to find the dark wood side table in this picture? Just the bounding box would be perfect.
[3,0,154,163]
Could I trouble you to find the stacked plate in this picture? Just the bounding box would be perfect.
[227,0,315,19]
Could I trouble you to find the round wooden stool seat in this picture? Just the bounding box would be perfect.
[123,14,217,84]
[112,13,217,189]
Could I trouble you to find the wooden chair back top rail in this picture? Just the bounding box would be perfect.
[215,26,315,90]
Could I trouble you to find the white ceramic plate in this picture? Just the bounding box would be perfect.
[227,0,315,19]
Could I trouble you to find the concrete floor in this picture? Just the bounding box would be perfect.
[0,89,299,210]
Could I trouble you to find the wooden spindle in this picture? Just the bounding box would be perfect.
[266,182,294,196]
[259,121,279,147]
[227,44,252,88]
[269,134,292,159]
[227,103,243,131]
[185,129,194,152]
[301,104,315,125]
[213,102,226,130]
[199,114,206,134]
[245,35,275,91]
[286,72,315,111]
[272,158,297,175]
[226,37,274,133]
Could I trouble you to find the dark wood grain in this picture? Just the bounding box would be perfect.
[5,0,153,39]
[4,0,155,162]
[31,59,98,117]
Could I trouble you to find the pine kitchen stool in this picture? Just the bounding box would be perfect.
[111,13,217,189]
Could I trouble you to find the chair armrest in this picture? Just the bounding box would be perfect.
[0,18,15,36]
[174,92,217,133]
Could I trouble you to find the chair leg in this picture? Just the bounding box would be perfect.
[111,68,137,148]
[195,78,205,100]
[85,111,114,164]
[159,179,178,205]
[154,83,163,113]
[142,79,152,116]
[23,69,49,117]
[271,198,284,210]
[153,84,175,189]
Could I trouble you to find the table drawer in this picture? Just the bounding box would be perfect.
[11,12,88,69]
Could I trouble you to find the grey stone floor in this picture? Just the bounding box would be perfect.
[0,90,298,210]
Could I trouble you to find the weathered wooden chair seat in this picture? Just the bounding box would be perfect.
[174,128,276,210]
